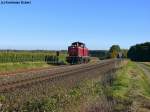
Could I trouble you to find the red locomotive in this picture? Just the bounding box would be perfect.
[66,42,90,64]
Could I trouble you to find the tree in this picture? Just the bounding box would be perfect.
[121,49,128,58]
[127,42,150,61]
[109,45,121,58]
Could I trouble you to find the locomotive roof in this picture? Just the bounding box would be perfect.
[72,42,85,46]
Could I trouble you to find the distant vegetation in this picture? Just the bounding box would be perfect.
[90,45,128,60]
[108,45,128,59]
[89,50,109,60]
[128,42,150,61]
[0,50,67,64]
[108,45,121,58]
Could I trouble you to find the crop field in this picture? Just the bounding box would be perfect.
[0,52,55,63]
[0,51,67,74]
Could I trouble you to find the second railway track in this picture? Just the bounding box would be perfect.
[0,59,120,92]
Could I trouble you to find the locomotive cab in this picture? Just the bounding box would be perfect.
[72,42,85,47]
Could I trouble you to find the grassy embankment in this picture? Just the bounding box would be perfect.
[107,61,150,111]
[0,78,103,111]
[0,53,67,74]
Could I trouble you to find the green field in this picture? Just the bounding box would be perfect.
[0,51,67,73]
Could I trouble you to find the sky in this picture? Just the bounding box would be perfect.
[0,0,150,50]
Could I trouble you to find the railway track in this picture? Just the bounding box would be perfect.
[0,59,120,92]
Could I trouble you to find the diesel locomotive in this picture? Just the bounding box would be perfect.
[66,42,90,64]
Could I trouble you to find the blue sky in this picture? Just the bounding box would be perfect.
[0,0,149,50]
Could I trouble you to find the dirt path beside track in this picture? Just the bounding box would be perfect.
[137,62,150,79]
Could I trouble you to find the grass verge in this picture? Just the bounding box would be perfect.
[106,61,150,111]
[0,62,51,73]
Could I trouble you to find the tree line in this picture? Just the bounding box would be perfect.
[90,45,128,60]
[127,42,150,61]
[89,50,108,60]
[106,42,150,62]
